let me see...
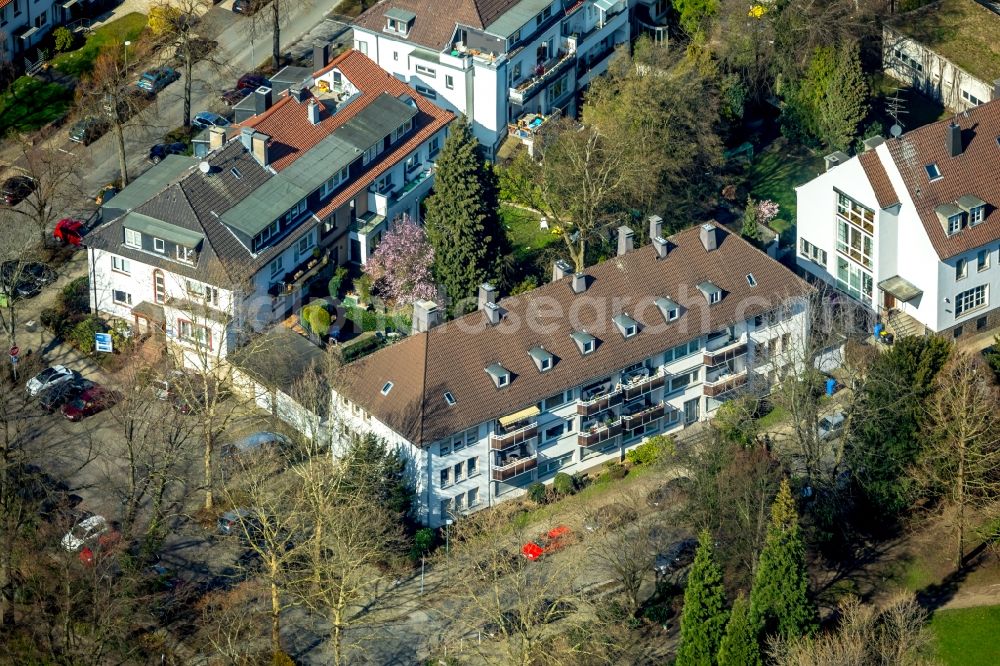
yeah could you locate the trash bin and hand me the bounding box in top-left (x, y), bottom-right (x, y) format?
top-left (826, 378), bottom-right (836, 396)
top-left (873, 323), bottom-right (883, 339)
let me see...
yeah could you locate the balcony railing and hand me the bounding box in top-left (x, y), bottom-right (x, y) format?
top-left (703, 370), bottom-right (749, 398)
top-left (507, 108), bottom-right (562, 140)
top-left (621, 401), bottom-right (664, 428)
top-left (391, 166), bottom-right (434, 205)
top-left (577, 389), bottom-right (623, 416)
top-left (621, 368), bottom-right (667, 401)
top-left (490, 422), bottom-right (538, 450)
top-left (267, 249), bottom-right (330, 295)
top-left (491, 453), bottom-right (538, 481)
top-left (509, 50), bottom-right (576, 105)
top-left (578, 419), bottom-right (622, 447)
top-left (704, 342), bottom-right (748, 367)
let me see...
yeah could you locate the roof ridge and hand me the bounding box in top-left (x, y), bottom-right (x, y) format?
top-left (417, 332), bottom-right (430, 445)
top-left (173, 178), bottom-right (237, 283)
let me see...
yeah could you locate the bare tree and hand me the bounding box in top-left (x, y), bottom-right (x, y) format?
top-left (0, 208), bottom-right (41, 349)
top-left (150, 0), bottom-right (218, 128)
top-left (249, 0), bottom-right (314, 69)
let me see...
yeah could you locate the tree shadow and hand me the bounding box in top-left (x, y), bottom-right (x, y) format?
top-left (916, 541), bottom-right (991, 615)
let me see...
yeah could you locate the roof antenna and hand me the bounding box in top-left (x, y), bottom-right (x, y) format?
top-left (886, 86), bottom-right (908, 138)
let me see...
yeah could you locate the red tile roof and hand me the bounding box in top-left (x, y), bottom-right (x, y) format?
top-left (884, 100), bottom-right (1000, 260)
top-left (858, 150), bottom-right (900, 209)
top-left (353, 0), bottom-right (523, 50)
top-left (334, 223), bottom-right (814, 446)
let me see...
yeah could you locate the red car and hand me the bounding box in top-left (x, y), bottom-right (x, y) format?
top-left (521, 525), bottom-right (572, 561)
top-left (61, 386), bottom-right (121, 421)
top-left (54, 218), bottom-right (84, 247)
top-left (236, 73), bottom-right (269, 90)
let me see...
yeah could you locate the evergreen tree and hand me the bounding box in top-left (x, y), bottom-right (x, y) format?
top-left (677, 530), bottom-right (728, 666)
top-left (748, 479), bottom-right (816, 646)
top-left (717, 593), bottom-right (760, 666)
top-left (818, 41), bottom-right (869, 151)
top-left (423, 117), bottom-right (510, 315)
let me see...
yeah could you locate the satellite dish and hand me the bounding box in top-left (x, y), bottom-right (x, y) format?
top-left (199, 161), bottom-right (211, 174)
top-left (890, 124), bottom-right (903, 138)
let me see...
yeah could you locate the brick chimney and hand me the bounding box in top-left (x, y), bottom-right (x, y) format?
top-left (412, 300), bottom-right (441, 333)
top-left (946, 121), bottom-right (963, 158)
top-left (617, 225), bottom-right (634, 255)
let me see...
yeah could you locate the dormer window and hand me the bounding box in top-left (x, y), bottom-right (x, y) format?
top-left (655, 297), bottom-right (680, 322)
top-left (176, 245), bottom-right (195, 264)
top-left (384, 8), bottom-right (415, 36)
top-left (380, 381), bottom-right (394, 395)
top-left (935, 202), bottom-right (966, 236)
top-left (697, 281), bottom-right (723, 305)
top-left (444, 391), bottom-right (456, 406)
top-left (613, 314), bottom-right (638, 339)
top-left (925, 163), bottom-right (942, 181)
top-left (571, 331), bottom-right (596, 356)
top-left (970, 205), bottom-right (985, 226)
top-left (948, 214), bottom-right (964, 235)
top-left (528, 346), bottom-right (554, 373)
top-left (486, 363), bottom-right (511, 388)
top-left (956, 195), bottom-right (987, 227)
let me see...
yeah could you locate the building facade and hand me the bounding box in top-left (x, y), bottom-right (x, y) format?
top-left (333, 221), bottom-right (813, 526)
top-left (85, 50), bottom-right (453, 366)
top-left (353, 0), bottom-right (630, 158)
top-left (1, 0), bottom-right (99, 65)
top-left (795, 101), bottom-right (1000, 339)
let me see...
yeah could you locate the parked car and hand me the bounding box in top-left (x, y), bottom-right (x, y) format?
top-left (654, 538), bottom-right (698, 576)
top-left (217, 508), bottom-right (256, 536)
top-left (61, 386), bottom-right (122, 421)
top-left (221, 431), bottom-right (290, 458)
top-left (2, 174), bottom-right (35, 205)
top-left (583, 503), bottom-right (638, 532)
top-left (232, 0), bottom-right (262, 16)
top-left (136, 67), bottom-right (179, 93)
top-left (192, 111), bottom-right (230, 130)
top-left (148, 141), bottom-right (187, 164)
top-left (69, 117), bottom-right (109, 145)
top-left (818, 411), bottom-right (847, 441)
top-left (40, 377), bottom-right (96, 413)
top-left (521, 525), bottom-right (572, 561)
top-left (61, 514), bottom-right (109, 551)
top-left (26, 365), bottom-right (74, 397)
top-left (236, 72), bottom-right (269, 90)
top-left (54, 218), bottom-right (85, 246)
top-left (220, 87), bottom-right (252, 106)
top-left (1, 261), bottom-right (55, 299)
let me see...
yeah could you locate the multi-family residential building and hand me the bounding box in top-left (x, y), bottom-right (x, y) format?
top-left (352, 0), bottom-right (630, 158)
top-left (0, 0), bottom-right (97, 65)
top-left (882, 0), bottom-right (1000, 112)
top-left (332, 221), bottom-right (813, 526)
top-left (795, 100), bottom-right (1000, 339)
top-left (85, 49), bottom-right (453, 367)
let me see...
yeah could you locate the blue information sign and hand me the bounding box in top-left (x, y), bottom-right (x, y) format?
top-left (94, 332), bottom-right (113, 353)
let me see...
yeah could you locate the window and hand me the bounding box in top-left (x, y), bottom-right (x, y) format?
top-left (440, 438), bottom-right (451, 455)
top-left (374, 173), bottom-right (393, 193)
top-left (453, 493), bottom-right (465, 511)
top-left (34, 10), bottom-right (44, 27)
top-left (977, 316), bottom-right (988, 331)
top-left (541, 390), bottom-right (571, 411)
top-left (176, 245), bottom-right (195, 263)
top-left (428, 136), bottom-right (441, 158)
top-left (13, 0), bottom-right (19, 16)
top-left (953, 326), bottom-right (963, 339)
top-left (391, 118), bottom-right (413, 142)
top-left (746, 274), bottom-right (757, 287)
top-left (254, 219), bottom-right (281, 251)
top-left (186, 281), bottom-right (219, 306)
top-left (415, 64), bottom-right (436, 78)
top-left (536, 4), bottom-right (552, 25)
top-left (925, 163), bottom-right (942, 181)
top-left (496, 373), bottom-right (509, 387)
top-left (362, 144), bottom-right (378, 165)
top-left (547, 72), bottom-right (569, 104)
top-left (153, 270), bottom-right (165, 304)
top-left (956, 258), bottom-right (967, 280)
top-left (468, 487), bottom-right (479, 507)
top-left (357, 41), bottom-right (368, 55)
top-left (664, 339), bottom-right (701, 363)
top-left (380, 381), bottom-right (393, 395)
top-left (445, 74), bottom-right (454, 89)
top-left (799, 238), bottom-right (828, 266)
top-left (961, 90), bottom-right (983, 106)
top-left (269, 256), bottom-right (284, 278)
top-left (539, 356), bottom-right (552, 371)
top-left (440, 468), bottom-right (450, 487)
top-left (125, 228), bottom-right (141, 248)
top-left (111, 256), bottom-right (130, 274)
top-left (404, 154), bottom-right (419, 173)
top-left (708, 291), bottom-right (721, 305)
top-left (467, 457), bottom-right (478, 477)
top-left (153, 238), bottom-right (165, 253)
top-left (296, 231), bottom-right (314, 260)
top-left (978, 249), bottom-right (990, 272)
top-left (414, 84), bottom-right (436, 99)
top-left (178, 320), bottom-right (210, 348)
top-left (540, 452), bottom-right (573, 476)
top-left (444, 391), bottom-right (456, 406)
top-left (582, 339), bottom-right (595, 354)
top-left (948, 214), bottom-right (964, 235)
top-left (453, 462), bottom-right (464, 482)
top-left (970, 206), bottom-right (985, 226)
top-left (230, 167), bottom-right (242, 180)
top-left (393, 51), bottom-right (398, 61)
top-left (542, 422), bottom-right (565, 444)
top-left (836, 192), bottom-right (875, 269)
top-left (283, 199), bottom-right (308, 224)
top-left (386, 18), bottom-right (396, 31)
top-left (668, 371), bottom-right (696, 394)
top-left (835, 256), bottom-right (873, 304)
top-left (320, 166), bottom-right (349, 197)
top-left (113, 290), bottom-right (132, 305)
top-left (955, 285), bottom-right (987, 316)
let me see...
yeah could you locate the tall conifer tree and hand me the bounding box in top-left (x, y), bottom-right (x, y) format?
top-left (677, 530), bottom-right (728, 666)
top-left (717, 593), bottom-right (760, 666)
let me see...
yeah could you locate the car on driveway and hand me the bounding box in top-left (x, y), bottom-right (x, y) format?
top-left (236, 72), bottom-right (269, 90)
top-left (40, 377), bottom-right (96, 413)
top-left (148, 141), bottom-right (187, 164)
top-left (1, 260), bottom-right (55, 299)
top-left (818, 411), bottom-right (847, 441)
top-left (61, 386), bottom-right (122, 421)
top-left (62, 514), bottom-right (109, 551)
top-left (2, 174), bottom-right (35, 205)
top-left (221, 431), bottom-right (290, 458)
top-left (54, 218), bottom-right (84, 246)
top-left (522, 525), bottom-right (572, 561)
top-left (26, 365), bottom-right (74, 397)
top-left (192, 112), bottom-right (230, 130)
top-left (137, 67), bottom-right (179, 93)
top-left (69, 116), bottom-right (109, 145)
top-left (654, 538), bottom-right (698, 576)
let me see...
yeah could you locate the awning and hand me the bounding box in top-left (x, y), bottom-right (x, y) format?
top-left (62, 0), bottom-right (80, 9)
top-left (594, 0), bottom-right (618, 12)
top-left (132, 301), bottom-right (165, 322)
top-left (499, 405), bottom-right (540, 428)
top-left (17, 26), bottom-right (40, 40)
top-left (878, 275), bottom-right (923, 303)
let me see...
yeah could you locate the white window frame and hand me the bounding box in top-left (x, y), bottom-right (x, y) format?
top-left (709, 291), bottom-right (721, 305)
top-left (362, 144), bottom-right (378, 165)
top-left (414, 63), bottom-right (436, 78)
top-left (977, 249), bottom-right (990, 272)
top-left (153, 237), bottom-right (165, 253)
top-left (269, 256), bottom-right (284, 278)
top-left (296, 230), bottom-right (314, 260)
top-left (467, 456), bottom-right (478, 477)
top-left (970, 206), bottom-right (985, 226)
top-left (111, 256), bottom-right (130, 274)
top-left (955, 285), bottom-right (987, 316)
top-left (124, 228), bottom-right (141, 248)
top-left (178, 319), bottom-right (211, 348)
top-left (445, 74), bottom-right (454, 89)
top-left (414, 84), bottom-right (436, 99)
top-left (320, 166), bottom-right (349, 198)
top-left (468, 487), bottom-right (479, 507)
top-left (112, 289), bottom-right (132, 305)
top-left (176, 245), bottom-right (195, 263)
top-left (956, 258), bottom-right (968, 280)
top-left (948, 214), bottom-right (964, 235)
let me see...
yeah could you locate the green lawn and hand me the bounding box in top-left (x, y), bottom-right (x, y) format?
top-left (52, 13), bottom-right (149, 78)
top-left (501, 204), bottom-right (560, 263)
top-left (746, 139), bottom-right (824, 240)
top-left (931, 605), bottom-right (1000, 665)
top-left (0, 76), bottom-right (74, 135)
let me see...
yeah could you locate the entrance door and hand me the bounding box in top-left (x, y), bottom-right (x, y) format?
top-left (683, 398), bottom-right (700, 425)
top-left (884, 292), bottom-right (896, 310)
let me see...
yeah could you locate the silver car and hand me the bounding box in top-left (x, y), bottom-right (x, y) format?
top-left (26, 365), bottom-right (74, 397)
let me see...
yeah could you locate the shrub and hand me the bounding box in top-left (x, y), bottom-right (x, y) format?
top-left (553, 472), bottom-right (575, 496)
top-left (601, 462), bottom-right (627, 481)
top-left (339, 335), bottom-right (386, 363)
top-left (356, 274), bottom-right (373, 303)
top-left (527, 482), bottom-right (547, 504)
top-left (60, 276), bottom-right (90, 315)
top-left (66, 317), bottom-right (105, 353)
top-left (625, 435), bottom-right (674, 466)
top-left (53, 27), bottom-right (76, 52)
top-left (413, 527), bottom-right (435, 555)
top-left (272, 651), bottom-right (295, 666)
top-left (328, 266), bottom-right (348, 300)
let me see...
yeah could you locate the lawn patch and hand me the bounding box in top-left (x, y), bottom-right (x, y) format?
top-left (502, 205), bottom-right (558, 258)
top-left (931, 604), bottom-right (1000, 665)
top-left (52, 13), bottom-right (149, 78)
top-left (746, 139), bottom-right (824, 227)
top-left (0, 76), bottom-right (74, 134)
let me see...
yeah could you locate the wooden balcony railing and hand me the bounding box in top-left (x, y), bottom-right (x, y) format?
top-left (703, 371), bottom-right (748, 397)
top-left (489, 422), bottom-right (538, 451)
top-left (577, 420), bottom-right (622, 447)
top-left (491, 455), bottom-right (538, 482)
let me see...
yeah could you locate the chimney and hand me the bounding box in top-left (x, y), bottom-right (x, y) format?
top-left (290, 86), bottom-right (307, 103)
top-left (824, 150), bottom-right (850, 171)
top-left (648, 215), bottom-right (663, 241)
top-left (251, 132), bottom-right (271, 168)
top-left (946, 121), bottom-right (963, 157)
top-left (254, 86), bottom-right (272, 115)
top-left (313, 42), bottom-right (330, 71)
top-left (571, 272), bottom-right (587, 294)
top-left (478, 283), bottom-right (496, 310)
top-left (239, 126), bottom-right (254, 150)
top-left (483, 301), bottom-right (501, 326)
top-left (699, 223), bottom-right (718, 252)
top-left (308, 99), bottom-right (321, 125)
top-left (412, 300), bottom-right (441, 333)
top-left (617, 225), bottom-right (634, 256)
top-left (209, 126), bottom-right (227, 150)
top-left (653, 235), bottom-right (668, 259)
top-left (552, 259), bottom-right (573, 282)
top-left (862, 135), bottom-right (884, 152)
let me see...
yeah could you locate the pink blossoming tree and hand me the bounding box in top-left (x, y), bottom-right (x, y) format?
top-left (363, 214), bottom-right (437, 305)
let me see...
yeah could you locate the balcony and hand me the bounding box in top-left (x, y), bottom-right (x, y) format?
top-left (508, 108), bottom-right (562, 140)
top-left (392, 166), bottom-right (434, 205)
top-left (621, 401), bottom-right (664, 428)
top-left (267, 249), bottom-right (330, 296)
top-left (703, 370), bottom-right (749, 398)
top-left (509, 50), bottom-right (576, 105)
top-left (620, 367), bottom-right (667, 401)
top-left (491, 447), bottom-right (538, 481)
top-left (704, 342), bottom-right (748, 367)
top-left (578, 418), bottom-right (622, 447)
top-left (490, 417), bottom-right (539, 451)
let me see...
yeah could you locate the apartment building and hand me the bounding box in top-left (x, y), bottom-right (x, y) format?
top-left (795, 100), bottom-right (1000, 339)
top-left (0, 0), bottom-right (101, 64)
top-left (85, 49), bottom-right (453, 367)
top-left (352, 0), bottom-right (630, 158)
top-left (333, 220), bottom-right (813, 526)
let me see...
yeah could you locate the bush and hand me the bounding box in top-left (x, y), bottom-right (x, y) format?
top-left (527, 482), bottom-right (547, 504)
top-left (553, 472), bottom-right (575, 496)
top-left (600, 462), bottom-right (628, 482)
top-left (61, 276), bottom-right (90, 315)
top-left (625, 435), bottom-right (674, 466)
top-left (53, 27), bottom-right (76, 52)
top-left (338, 335), bottom-right (386, 363)
top-left (66, 317), bottom-right (106, 353)
top-left (272, 651), bottom-right (295, 666)
top-left (328, 266), bottom-right (348, 300)
top-left (413, 527), bottom-right (435, 556)
top-left (301, 304), bottom-right (331, 337)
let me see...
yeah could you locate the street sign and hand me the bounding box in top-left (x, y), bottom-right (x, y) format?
top-left (8, 346), bottom-right (18, 358)
top-left (94, 332), bottom-right (113, 353)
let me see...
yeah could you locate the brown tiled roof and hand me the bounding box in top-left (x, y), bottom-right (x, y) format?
top-left (334, 223), bottom-right (814, 446)
top-left (858, 150), bottom-right (900, 209)
top-left (353, 0), bottom-right (523, 50)
top-left (884, 100), bottom-right (1000, 260)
